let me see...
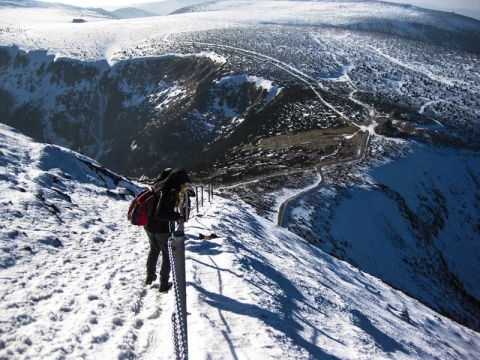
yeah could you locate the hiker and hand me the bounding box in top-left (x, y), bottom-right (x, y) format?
top-left (144, 168), bottom-right (192, 292)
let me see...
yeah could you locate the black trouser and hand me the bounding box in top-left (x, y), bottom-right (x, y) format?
top-left (144, 230), bottom-right (171, 284)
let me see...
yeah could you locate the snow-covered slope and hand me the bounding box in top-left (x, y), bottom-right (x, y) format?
top-left (0, 0), bottom-right (117, 22)
top-left (1, 123), bottom-right (480, 359)
top-left (127, 0), bottom-right (209, 16)
top-left (283, 136), bottom-right (480, 331)
top-left (1, 0), bottom-right (480, 62)
top-left (111, 7), bottom-right (158, 19)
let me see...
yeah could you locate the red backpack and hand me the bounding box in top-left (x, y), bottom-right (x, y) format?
top-left (127, 187), bottom-right (158, 226)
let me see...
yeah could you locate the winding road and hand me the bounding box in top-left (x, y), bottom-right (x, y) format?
top-left (277, 88), bottom-right (376, 227)
top-left (277, 125), bottom-right (371, 227)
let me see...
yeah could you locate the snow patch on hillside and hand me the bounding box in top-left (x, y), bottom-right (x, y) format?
top-left (197, 51), bottom-right (227, 64)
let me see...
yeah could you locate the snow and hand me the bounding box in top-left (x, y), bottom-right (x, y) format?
top-left (366, 143), bottom-right (480, 298)
top-left (1, 0), bottom-right (478, 65)
top-left (1, 123), bottom-right (480, 359)
top-left (0, 5), bottom-right (114, 24)
top-left (151, 85), bottom-right (187, 111)
top-left (1, 1), bottom-right (480, 358)
top-left (213, 75), bottom-right (282, 115)
top-left (283, 136), bottom-right (480, 332)
top-left (1, 0), bottom-right (478, 140)
top-left (196, 51), bottom-right (227, 64)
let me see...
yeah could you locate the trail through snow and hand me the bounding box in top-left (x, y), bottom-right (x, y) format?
top-left (1, 123), bottom-right (480, 359)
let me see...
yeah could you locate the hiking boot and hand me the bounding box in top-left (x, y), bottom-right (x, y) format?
top-left (159, 282), bottom-right (172, 293)
top-left (145, 272), bottom-right (157, 285)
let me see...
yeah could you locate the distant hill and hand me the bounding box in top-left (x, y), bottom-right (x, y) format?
top-left (132, 0), bottom-right (211, 15)
top-left (0, 0), bottom-right (118, 20)
top-left (111, 7), bottom-right (158, 19)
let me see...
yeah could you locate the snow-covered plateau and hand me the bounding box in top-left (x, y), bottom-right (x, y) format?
top-left (0, 0), bottom-right (480, 358)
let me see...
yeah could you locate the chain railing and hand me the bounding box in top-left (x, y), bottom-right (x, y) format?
top-left (168, 231), bottom-right (188, 360)
top-left (164, 183), bottom-right (214, 359)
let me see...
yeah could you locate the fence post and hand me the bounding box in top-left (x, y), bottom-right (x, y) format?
top-left (211, 183), bottom-right (213, 200)
top-left (183, 193), bottom-right (190, 221)
top-left (208, 184), bottom-right (211, 203)
top-left (201, 186), bottom-right (204, 207)
top-left (195, 186), bottom-right (199, 213)
top-left (170, 230), bottom-right (188, 359)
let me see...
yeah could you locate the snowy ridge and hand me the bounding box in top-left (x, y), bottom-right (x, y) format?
top-left (0, 1), bottom-right (116, 23)
top-left (1, 0), bottom-right (479, 65)
top-left (1, 125), bottom-right (479, 359)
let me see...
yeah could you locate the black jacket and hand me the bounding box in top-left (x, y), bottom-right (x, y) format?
top-left (145, 168), bottom-right (190, 233)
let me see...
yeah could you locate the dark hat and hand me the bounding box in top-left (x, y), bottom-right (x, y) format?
top-left (165, 168), bottom-right (191, 190)
top-left (154, 168), bottom-right (173, 184)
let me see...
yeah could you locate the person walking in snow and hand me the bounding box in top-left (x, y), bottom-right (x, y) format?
top-left (144, 168), bottom-right (193, 292)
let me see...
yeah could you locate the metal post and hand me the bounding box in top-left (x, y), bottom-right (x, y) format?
top-left (185, 193), bottom-right (189, 221)
top-left (201, 186), bottom-right (204, 207)
top-left (211, 183), bottom-right (213, 200)
top-left (170, 229), bottom-right (188, 356)
top-left (208, 184), bottom-right (211, 203)
top-left (195, 186), bottom-right (199, 213)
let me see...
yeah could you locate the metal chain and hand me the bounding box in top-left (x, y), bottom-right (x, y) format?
top-left (168, 238), bottom-right (188, 360)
